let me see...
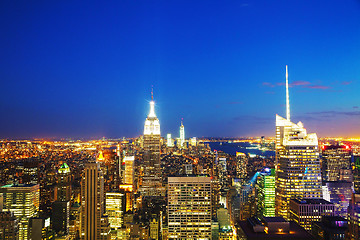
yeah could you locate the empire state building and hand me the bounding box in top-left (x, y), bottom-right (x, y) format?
top-left (141, 95), bottom-right (163, 196)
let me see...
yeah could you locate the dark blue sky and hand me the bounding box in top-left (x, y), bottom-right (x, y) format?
top-left (1, 1), bottom-right (359, 139)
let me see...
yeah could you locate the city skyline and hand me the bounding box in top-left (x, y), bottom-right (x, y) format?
top-left (0, 1), bottom-right (359, 139)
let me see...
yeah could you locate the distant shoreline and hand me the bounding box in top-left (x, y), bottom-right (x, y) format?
top-left (208, 142), bottom-right (275, 157)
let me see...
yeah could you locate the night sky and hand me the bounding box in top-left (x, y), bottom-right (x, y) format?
top-left (0, 1), bottom-right (359, 139)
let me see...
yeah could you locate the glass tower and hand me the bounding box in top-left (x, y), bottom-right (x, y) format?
top-left (275, 66), bottom-right (322, 219)
top-left (275, 115), bottom-right (322, 219)
top-left (257, 170), bottom-right (275, 217)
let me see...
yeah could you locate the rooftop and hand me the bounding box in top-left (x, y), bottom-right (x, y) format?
top-left (238, 220), bottom-right (315, 240)
top-left (58, 162), bottom-right (71, 174)
top-left (263, 217), bottom-right (288, 223)
top-left (0, 183), bottom-right (38, 188)
top-left (291, 198), bottom-right (333, 205)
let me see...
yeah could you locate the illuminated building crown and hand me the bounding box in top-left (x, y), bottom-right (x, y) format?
top-left (144, 100), bottom-right (160, 135)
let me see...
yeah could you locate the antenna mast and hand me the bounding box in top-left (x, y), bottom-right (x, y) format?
top-left (286, 65), bottom-right (290, 121)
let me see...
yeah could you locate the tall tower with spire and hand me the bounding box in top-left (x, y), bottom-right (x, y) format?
top-left (141, 89), bottom-right (163, 196)
top-left (275, 66), bottom-right (322, 219)
top-left (179, 119), bottom-right (185, 148)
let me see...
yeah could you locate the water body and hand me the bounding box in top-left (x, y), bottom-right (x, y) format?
top-left (207, 142), bottom-right (275, 158)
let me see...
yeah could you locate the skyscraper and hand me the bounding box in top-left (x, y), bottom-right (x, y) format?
top-left (168, 176), bottom-right (212, 239)
top-left (322, 181), bottom-right (352, 218)
top-left (52, 201), bottom-right (70, 236)
top-left (56, 162), bottom-right (72, 202)
top-left (105, 192), bottom-right (125, 229)
top-left (123, 156), bottom-right (135, 186)
top-left (236, 152), bottom-right (248, 183)
top-left (354, 155), bottom-right (360, 193)
top-left (52, 163), bottom-right (71, 237)
top-left (179, 119), bottom-right (185, 148)
top-left (166, 133), bottom-right (174, 147)
top-left (347, 193), bottom-right (360, 240)
top-left (257, 170), bottom-right (275, 217)
top-left (321, 144), bottom-right (352, 182)
top-left (141, 93), bottom-right (162, 196)
top-left (0, 184), bottom-right (40, 240)
top-left (80, 162), bottom-right (110, 240)
top-left (275, 66), bottom-right (322, 219)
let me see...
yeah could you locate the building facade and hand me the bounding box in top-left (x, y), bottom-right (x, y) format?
top-left (321, 144), bottom-right (352, 182)
top-left (0, 184), bottom-right (40, 240)
top-left (105, 192), bottom-right (125, 229)
top-left (275, 115), bottom-right (322, 219)
top-left (168, 176), bottom-right (212, 239)
top-left (322, 181), bottom-right (352, 218)
top-left (56, 162), bottom-right (72, 201)
top-left (0, 211), bottom-right (19, 240)
top-left (289, 198), bottom-right (335, 231)
top-left (123, 156), bottom-right (135, 185)
top-left (52, 163), bottom-right (71, 237)
top-left (80, 162), bottom-right (110, 240)
top-left (257, 170), bottom-right (275, 217)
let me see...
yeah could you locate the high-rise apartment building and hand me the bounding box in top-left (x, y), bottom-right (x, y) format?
top-left (321, 144), bottom-right (352, 182)
top-left (168, 176), bottom-right (212, 239)
top-left (275, 66), bottom-right (322, 219)
top-left (0, 184), bottom-right (40, 240)
top-left (80, 162), bottom-right (110, 240)
top-left (141, 95), bottom-right (162, 196)
top-left (257, 170), bottom-right (275, 217)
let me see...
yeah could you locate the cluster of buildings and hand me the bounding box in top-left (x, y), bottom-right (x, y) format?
top-left (0, 67), bottom-right (359, 240)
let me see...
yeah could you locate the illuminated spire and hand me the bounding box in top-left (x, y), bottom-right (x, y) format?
top-left (148, 101), bottom-right (156, 118)
top-left (144, 89), bottom-right (160, 135)
top-left (148, 86), bottom-right (156, 118)
top-left (286, 65), bottom-right (290, 121)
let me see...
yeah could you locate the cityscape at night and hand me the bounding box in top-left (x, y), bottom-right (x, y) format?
top-left (0, 1), bottom-right (360, 240)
